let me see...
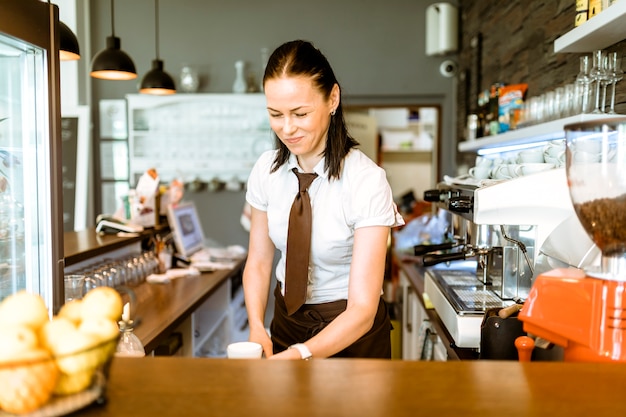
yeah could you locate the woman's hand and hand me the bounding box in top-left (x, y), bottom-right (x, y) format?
top-left (249, 326), bottom-right (273, 358)
top-left (268, 347), bottom-right (304, 360)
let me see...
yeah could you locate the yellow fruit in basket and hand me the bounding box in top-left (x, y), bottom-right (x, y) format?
top-left (54, 367), bottom-right (94, 395)
top-left (0, 324), bottom-right (39, 363)
top-left (80, 287), bottom-right (123, 322)
top-left (78, 316), bottom-right (120, 343)
top-left (51, 327), bottom-right (100, 374)
top-left (39, 316), bottom-right (77, 352)
top-left (0, 349), bottom-right (59, 415)
top-left (58, 299), bottom-right (84, 325)
top-left (0, 290), bottom-right (49, 330)
top-left (53, 336), bottom-right (118, 395)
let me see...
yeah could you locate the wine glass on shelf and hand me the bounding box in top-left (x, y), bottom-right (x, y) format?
top-left (606, 52), bottom-right (623, 115)
top-left (590, 50), bottom-right (609, 114)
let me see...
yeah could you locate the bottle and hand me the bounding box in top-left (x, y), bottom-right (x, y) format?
top-left (232, 60), bottom-right (247, 94)
top-left (116, 302), bottom-right (145, 357)
top-left (179, 65), bottom-right (199, 93)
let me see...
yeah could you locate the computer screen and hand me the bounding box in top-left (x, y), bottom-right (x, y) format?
top-left (167, 201), bottom-right (205, 259)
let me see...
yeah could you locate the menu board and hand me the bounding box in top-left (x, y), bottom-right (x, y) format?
top-left (60, 106), bottom-right (89, 232)
top-left (61, 116), bottom-right (78, 232)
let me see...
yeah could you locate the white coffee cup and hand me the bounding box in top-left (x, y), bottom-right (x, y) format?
top-left (544, 151), bottom-right (566, 167)
top-left (517, 149), bottom-right (545, 163)
top-left (469, 165), bottom-right (491, 179)
top-left (227, 342), bottom-right (263, 359)
top-left (543, 140), bottom-right (565, 158)
top-left (475, 156), bottom-right (493, 167)
top-left (515, 163), bottom-right (555, 176)
top-left (490, 164), bottom-right (512, 180)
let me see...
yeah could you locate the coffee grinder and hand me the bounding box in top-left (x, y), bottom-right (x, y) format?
top-left (519, 117), bottom-right (626, 362)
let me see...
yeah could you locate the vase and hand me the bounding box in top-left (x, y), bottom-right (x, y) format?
top-left (232, 60), bottom-right (247, 94)
top-left (179, 65), bottom-right (199, 93)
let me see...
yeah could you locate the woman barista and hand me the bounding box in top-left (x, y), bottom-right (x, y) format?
top-left (243, 40), bottom-right (404, 360)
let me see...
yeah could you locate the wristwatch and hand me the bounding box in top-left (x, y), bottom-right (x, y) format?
top-left (289, 343), bottom-right (313, 360)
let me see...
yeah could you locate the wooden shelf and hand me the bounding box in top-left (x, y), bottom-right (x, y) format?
top-left (554, 2), bottom-right (626, 53)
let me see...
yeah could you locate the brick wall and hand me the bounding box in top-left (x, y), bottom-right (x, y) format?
top-left (456, 0), bottom-right (626, 145)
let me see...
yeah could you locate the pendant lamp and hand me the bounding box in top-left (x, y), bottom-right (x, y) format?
top-left (139, 0), bottom-right (176, 95)
top-left (48, 0), bottom-right (80, 61)
top-left (59, 21), bottom-right (80, 61)
top-left (90, 0), bottom-right (137, 80)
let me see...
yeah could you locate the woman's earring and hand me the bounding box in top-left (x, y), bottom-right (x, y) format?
top-left (331, 109), bottom-right (336, 116)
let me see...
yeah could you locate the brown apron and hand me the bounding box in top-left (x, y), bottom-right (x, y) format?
top-left (270, 283), bottom-right (392, 358)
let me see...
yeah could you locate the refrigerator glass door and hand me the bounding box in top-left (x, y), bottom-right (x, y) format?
top-left (0, 30), bottom-right (56, 308)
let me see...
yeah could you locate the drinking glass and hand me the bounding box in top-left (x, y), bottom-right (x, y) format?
top-left (563, 83), bottom-right (576, 117)
top-left (554, 86), bottom-right (566, 119)
top-left (606, 52), bottom-right (624, 114)
top-left (590, 50), bottom-right (608, 114)
top-left (543, 91), bottom-right (556, 121)
top-left (63, 274), bottom-right (85, 302)
top-left (576, 55), bottom-right (593, 114)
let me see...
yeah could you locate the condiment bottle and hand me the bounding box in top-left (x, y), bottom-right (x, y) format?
top-left (116, 302), bottom-right (145, 357)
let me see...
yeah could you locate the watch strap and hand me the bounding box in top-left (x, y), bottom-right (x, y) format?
top-left (289, 343), bottom-right (313, 360)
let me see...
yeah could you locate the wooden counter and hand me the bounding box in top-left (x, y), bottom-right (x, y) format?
top-left (81, 357), bottom-right (626, 416)
top-left (131, 261), bottom-right (244, 353)
top-left (64, 228), bottom-right (161, 267)
top-left (64, 228), bottom-right (245, 354)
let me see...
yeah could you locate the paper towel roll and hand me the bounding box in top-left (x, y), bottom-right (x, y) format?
top-left (425, 3), bottom-right (458, 56)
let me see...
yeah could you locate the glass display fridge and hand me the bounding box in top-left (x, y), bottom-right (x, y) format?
top-left (0, 0), bottom-right (65, 314)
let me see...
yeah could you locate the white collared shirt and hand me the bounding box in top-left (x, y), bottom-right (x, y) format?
top-left (246, 148), bottom-right (405, 304)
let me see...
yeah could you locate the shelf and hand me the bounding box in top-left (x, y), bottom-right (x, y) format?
top-left (381, 147), bottom-right (432, 153)
top-left (193, 310), bottom-right (230, 357)
top-left (554, 2), bottom-right (626, 53)
top-left (458, 113), bottom-right (624, 153)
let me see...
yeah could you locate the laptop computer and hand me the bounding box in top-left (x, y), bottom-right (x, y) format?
top-left (167, 201), bottom-right (246, 271)
top-left (167, 201), bottom-right (206, 261)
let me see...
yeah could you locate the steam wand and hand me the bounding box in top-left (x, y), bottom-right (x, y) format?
top-left (500, 225), bottom-right (535, 277)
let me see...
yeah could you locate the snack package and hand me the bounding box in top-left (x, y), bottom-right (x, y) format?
top-left (498, 84), bottom-right (528, 133)
top-left (130, 168), bottom-right (160, 227)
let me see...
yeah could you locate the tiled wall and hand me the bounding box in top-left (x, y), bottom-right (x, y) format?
top-left (455, 1), bottom-right (626, 144)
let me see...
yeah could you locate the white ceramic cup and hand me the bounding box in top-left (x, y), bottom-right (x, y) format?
top-left (490, 164), bottom-right (512, 180)
top-left (515, 163), bottom-right (555, 176)
top-left (517, 149), bottom-right (545, 163)
top-left (469, 165), bottom-right (491, 179)
top-left (543, 140), bottom-right (566, 158)
top-left (475, 156), bottom-right (493, 167)
top-left (227, 342), bottom-right (263, 359)
top-left (544, 153), bottom-right (565, 167)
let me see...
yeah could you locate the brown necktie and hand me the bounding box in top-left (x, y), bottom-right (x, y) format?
top-left (284, 168), bottom-right (318, 315)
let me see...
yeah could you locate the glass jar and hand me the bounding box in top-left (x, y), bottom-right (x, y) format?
top-left (179, 65), bottom-right (199, 93)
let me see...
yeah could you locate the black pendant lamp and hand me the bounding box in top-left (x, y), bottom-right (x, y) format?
top-left (59, 21), bottom-right (80, 61)
top-left (90, 0), bottom-right (137, 80)
top-left (48, 0), bottom-right (80, 61)
top-left (139, 0), bottom-right (176, 95)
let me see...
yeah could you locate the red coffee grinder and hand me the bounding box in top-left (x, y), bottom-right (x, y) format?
top-left (519, 117), bottom-right (626, 362)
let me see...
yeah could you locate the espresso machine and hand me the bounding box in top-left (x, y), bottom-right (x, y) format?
top-left (421, 164), bottom-right (598, 349)
top-left (519, 118), bottom-right (626, 362)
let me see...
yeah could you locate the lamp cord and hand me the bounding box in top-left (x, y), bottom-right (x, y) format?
top-left (110, 0), bottom-right (116, 36)
top-left (155, 0), bottom-right (160, 59)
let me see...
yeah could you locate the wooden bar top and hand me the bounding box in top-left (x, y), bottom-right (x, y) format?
top-left (81, 357), bottom-right (626, 416)
top-left (130, 261), bottom-right (245, 353)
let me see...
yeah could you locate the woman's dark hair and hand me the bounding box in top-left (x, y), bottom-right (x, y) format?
top-left (263, 40), bottom-right (358, 180)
